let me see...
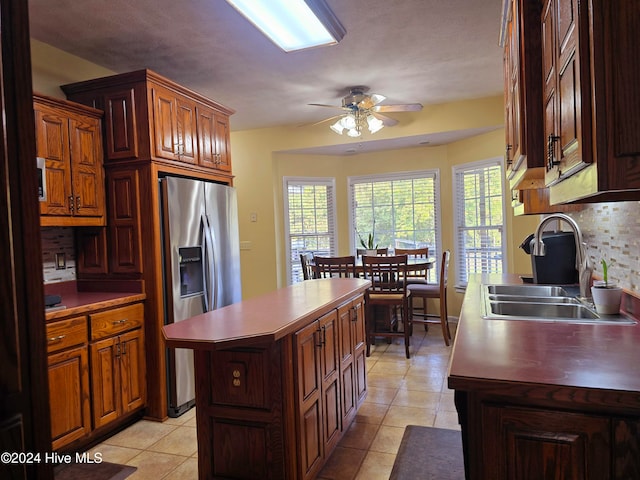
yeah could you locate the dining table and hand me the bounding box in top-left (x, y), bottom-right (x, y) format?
top-left (351, 255), bottom-right (436, 277)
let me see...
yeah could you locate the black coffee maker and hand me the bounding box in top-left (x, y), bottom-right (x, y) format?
top-left (519, 231), bottom-right (578, 285)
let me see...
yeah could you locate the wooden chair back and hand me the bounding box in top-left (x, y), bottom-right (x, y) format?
top-left (356, 247), bottom-right (389, 257)
top-left (361, 254), bottom-right (408, 295)
top-left (299, 252), bottom-right (315, 280)
top-left (395, 247), bottom-right (429, 281)
top-left (313, 255), bottom-right (357, 278)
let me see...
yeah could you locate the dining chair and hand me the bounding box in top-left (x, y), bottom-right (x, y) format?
top-left (299, 252), bottom-right (316, 280)
top-left (361, 254), bottom-right (412, 358)
top-left (313, 255), bottom-right (357, 278)
top-left (407, 250), bottom-right (452, 346)
top-left (356, 247), bottom-right (388, 257)
top-left (395, 247), bottom-right (429, 285)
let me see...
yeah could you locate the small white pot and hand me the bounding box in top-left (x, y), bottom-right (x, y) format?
top-left (591, 285), bottom-right (623, 315)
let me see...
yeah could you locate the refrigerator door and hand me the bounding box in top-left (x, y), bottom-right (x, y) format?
top-left (204, 183), bottom-right (242, 309)
top-left (160, 177), bottom-right (206, 416)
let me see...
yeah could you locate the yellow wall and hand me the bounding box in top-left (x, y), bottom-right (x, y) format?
top-left (30, 40), bottom-right (541, 318)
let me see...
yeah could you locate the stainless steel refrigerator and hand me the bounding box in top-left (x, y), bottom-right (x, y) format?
top-left (159, 176), bottom-right (242, 417)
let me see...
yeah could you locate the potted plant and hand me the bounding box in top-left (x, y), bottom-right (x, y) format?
top-left (358, 231), bottom-right (379, 256)
top-left (591, 259), bottom-right (623, 314)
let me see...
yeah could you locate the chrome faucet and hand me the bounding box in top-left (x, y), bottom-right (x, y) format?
top-left (532, 213), bottom-right (593, 298)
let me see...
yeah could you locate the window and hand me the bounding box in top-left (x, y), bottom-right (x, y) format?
top-left (453, 158), bottom-right (506, 287)
top-left (284, 177), bottom-right (337, 284)
top-left (348, 170), bottom-right (441, 282)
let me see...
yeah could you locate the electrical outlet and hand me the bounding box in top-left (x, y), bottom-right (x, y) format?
top-left (55, 252), bottom-right (66, 270)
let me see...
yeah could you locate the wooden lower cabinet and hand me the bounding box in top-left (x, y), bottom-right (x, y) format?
top-left (90, 329), bottom-right (145, 428)
top-left (295, 310), bottom-right (341, 480)
top-left (337, 295), bottom-right (366, 429)
top-left (47, 345), bottom-right (91, 450)
top-left (46, 301), bottom-right (145, 451)
top-left (482, 404), bottom-right (610, 479)
top-left (455, 390), bottom-right (640, 479)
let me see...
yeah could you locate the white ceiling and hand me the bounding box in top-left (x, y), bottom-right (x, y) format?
top-left (28, 0), bottom-right (505, 153)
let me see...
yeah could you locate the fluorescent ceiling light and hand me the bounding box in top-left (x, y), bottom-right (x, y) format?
top-left (225, 0), bottom-right (345, 52)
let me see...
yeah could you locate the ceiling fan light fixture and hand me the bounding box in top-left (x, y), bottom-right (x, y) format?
top-left (346, 128), bottom-right (361, 138)
top-left (330, 120), bottom-right (345, 135)
top-left (366, 115), bottom-right (384, 133)
top-left (224, 0), bottom-right (345, 52)
top-left (340, 114), bottom-right (357, 130)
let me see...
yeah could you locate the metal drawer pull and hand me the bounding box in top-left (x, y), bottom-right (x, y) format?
top-left (112, 318), bottom-right (128, 325)
top-left (48, 334), bottom-right (66, 343)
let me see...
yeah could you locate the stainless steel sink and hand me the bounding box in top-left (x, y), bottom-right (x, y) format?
top-left (485, 284), bottom-right (571, 297)
top-left (481, 284), bottom-right (637, 325)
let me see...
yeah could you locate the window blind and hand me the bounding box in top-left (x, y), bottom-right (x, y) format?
top-left (453, 159), bottom-right (506, 287)
top-left (284, 177), bottom-right (337, 284)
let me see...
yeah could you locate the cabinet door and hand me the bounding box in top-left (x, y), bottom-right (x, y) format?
top-left (351, 296), bottom-right (367, 406)
top-left (197, 105), bottom-right (232, 172)
top-left (69, 114), bottom-right (105, 218)
top-left (34, 106), bottom-right (72, 217)
top-left (48, 345), bottom-right (91, 450)
top-left (107, 168), bottom-right (143, 274)
top-left (319, 310), bottom-right (341, 453)
top-left (213, 114), bottom-right (231, 172)
top-left (175, 96), bottom-right (197, 164)
top-left (337, 302), bottom-right (356, 427)
top-left (152, 85), bottom-right (180, 161)
top-left (482, 405), bottom-right (611, 479)
top-left (294, 320), bottom-right (323, 480)
top-left (90, 336), bottom-right (121, 428)
top-left (119, 329), bottom-right (146, 413)
top-left (543, 0), bottom-right (590, 186)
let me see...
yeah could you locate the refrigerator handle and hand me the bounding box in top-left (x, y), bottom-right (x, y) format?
top-left (201, 214), bottom-right (215, 312)
top-left (206, 214), bottom-right (219, 310)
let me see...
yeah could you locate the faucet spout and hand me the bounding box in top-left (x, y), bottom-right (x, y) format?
top-left (532, 213), bottom-right (592, 298)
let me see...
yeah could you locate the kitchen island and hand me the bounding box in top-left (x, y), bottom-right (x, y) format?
top-left (163, 278), bottom-right (370, 480)
top-left (448, 274), bottom-right (640, 479)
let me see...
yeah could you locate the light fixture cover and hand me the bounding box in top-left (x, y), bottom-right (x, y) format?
top-left (225, 0), bottom-right (345, 52)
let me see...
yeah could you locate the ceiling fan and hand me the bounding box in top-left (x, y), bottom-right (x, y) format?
top-left (309, 86), bottom-right (423, 137)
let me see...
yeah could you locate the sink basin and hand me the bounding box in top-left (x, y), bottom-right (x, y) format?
top-left (485, 284), bottom-right (571, 297)
top-left (487, 302), bottom-right (598, 320)
top-left (481, 284), bottom-right (636, 325)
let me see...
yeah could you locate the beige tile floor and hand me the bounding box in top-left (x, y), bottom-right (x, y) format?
top-left (88, 324), bottom-right (458, 479)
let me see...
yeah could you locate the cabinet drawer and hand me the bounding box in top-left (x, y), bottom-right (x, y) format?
top-left (90, 303), bottom-right (144, 340)
top-left (46, 316), bottom-right (88, 353)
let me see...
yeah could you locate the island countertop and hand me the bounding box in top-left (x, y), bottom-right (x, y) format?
top-left (163, 277), bottom-right (371, 350)
top-left (448, 273), bottom-right (640, 396)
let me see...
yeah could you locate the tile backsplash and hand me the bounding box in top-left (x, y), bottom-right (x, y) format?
top-left (42, 227), bottom-right (76, 284)
top-left (569, 201), bottom-right (640, 294)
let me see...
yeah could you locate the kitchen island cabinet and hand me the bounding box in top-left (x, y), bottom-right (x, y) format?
top-left (163, 278), bottom-right (370, 480)
top-left (448, 274), bottom-right (640, 479)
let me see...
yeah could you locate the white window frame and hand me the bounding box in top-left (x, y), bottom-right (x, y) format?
top-left (347, 170), bottom-right (442, 282)
top-left (283, 176), bottom-right (337, 285)
top-left (452, 157), bottom-right (507, 289)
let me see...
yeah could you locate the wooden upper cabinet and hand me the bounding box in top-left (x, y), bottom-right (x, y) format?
top-left (501, 0), bottom-right (545, 191)
top-left (34, 94), bottom-right (106, 226)
top-left (543, 0), bottom-right (640, 203)
top-left (61, 69), bottom-right (234, 177)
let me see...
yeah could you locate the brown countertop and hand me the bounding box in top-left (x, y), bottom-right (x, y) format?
top-left (448, 273), bottom-right (640, 394)
top-left (163, 278), bottom-right (371, 350)
top-left (44, 280), bottom-right (145, 321)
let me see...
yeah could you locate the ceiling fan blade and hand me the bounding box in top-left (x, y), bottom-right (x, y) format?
top-left (308, 103), bottom-right (349, 111)
top-left (369, 93), bottom-right (386, 105)
top-left (373, 103), bottom-right (423, 113)
top-left (299, 114), bottom-right (343, 128)
top-left (371, 112), bottom-right (398, 127)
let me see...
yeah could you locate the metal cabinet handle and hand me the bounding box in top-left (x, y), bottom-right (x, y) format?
top-left (505, 144), bottom-right (513, 166)
top-left (68, 195), bottom-right (74, 212)
top-left (48, 334), bottom-right (66, 343)
top-left (547, 135), bottom-right (561, 170)
top-left (112, 318), bottom-right (128, 325)
top-left (75, 196), bottom-right (81, 210)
